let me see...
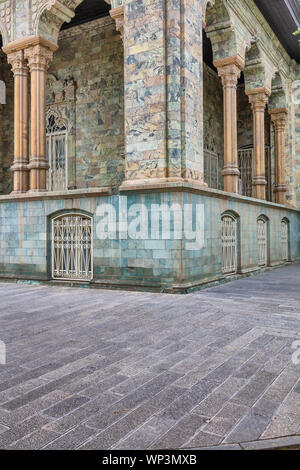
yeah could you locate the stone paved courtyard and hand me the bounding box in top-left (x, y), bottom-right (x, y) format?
top-left (0, 264), bottom-right (299, 450)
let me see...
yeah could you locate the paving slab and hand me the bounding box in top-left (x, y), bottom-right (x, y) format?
top-left (0, 264), bottom-right (299, 449)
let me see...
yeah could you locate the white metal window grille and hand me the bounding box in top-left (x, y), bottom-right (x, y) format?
top-left (46, 113), bottom-right (68, 191)
top-left (238, 147), bottom-right (271, 200)
top-left (221, 215), bottom-right (237, 274)
top-left (281, 220), bottom-right (288, 261)
top-left (257, 219), bottom-right (267, 266)
top-left (52, 215), bottom-right (93, 281)
top-left (204, 145), bottom-right (221, 190)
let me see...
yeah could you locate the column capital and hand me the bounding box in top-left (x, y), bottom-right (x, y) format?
top-left (246, 87), bottom-right (271, 110)
top-left (6, 50), bottom-right (28, 76)
top-left (110, 5), bottom-right (124, 42)
top-left (269, 108), bottom-right (288, 129)
top-left (214, 55), bottom-right (244, 87)
top-left (24, 44), bottom-right (54, 72)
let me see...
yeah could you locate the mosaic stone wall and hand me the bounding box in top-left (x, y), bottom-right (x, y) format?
top-left (0, 190), bottom-right (298, 291)
top-left (48, 17), bottom-right (125, 189)
top-left (0, 51), bottom-right (13, 194)
top-left (124, 0), bottom-right (204, 183)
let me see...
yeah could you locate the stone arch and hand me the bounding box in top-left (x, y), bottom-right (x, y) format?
top-left (34, 0), bottom-right (78, 45)
top-left (35, 0), bottom-right (116, 45)
top-left (244, 42), bottom-right (274, 92)
top-left (204, 0), bottom-right (238, 62)
top-left (269, 72), bottom-right (287, 110)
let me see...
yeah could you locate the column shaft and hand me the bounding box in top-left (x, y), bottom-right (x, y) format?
top-left (25, 45), bottom-right (53, 192)
top-left (269, 108), bottom-right (288, 205)
top-left (215, 57), bottom-right (244, 193)
top-left (246, 88), bottom-right (270, 200)
top-left (7, 51), bottom-right (29, 193)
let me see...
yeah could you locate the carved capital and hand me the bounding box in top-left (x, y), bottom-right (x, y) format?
top-left (6, 50), bottom-right (28, 76)
top-left (110, 6), bottom-right (124, 42)
top-left (214, 56), bottom-right (244, 88)
top-left (24, 44), bottom-right (53, 72)
top-left (269, 108), bottom-right (288, 130)
top-left (246, 87), bottom-right (271, 111)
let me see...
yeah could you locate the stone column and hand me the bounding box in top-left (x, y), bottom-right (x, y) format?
top-left (7, 50), bottom-right (29, 193)
top-left (24, 45), bottom-right (54, 192)
top-left (269, 108), bottom-right (288, 205)
top-left (246, 88), bottom-right (270, 200)
top-left (214, 56), bottom-right (244, 193)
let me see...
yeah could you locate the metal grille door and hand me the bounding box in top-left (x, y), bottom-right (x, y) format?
top-left (221, 216), bottom-right (237, 274)
top-left (257, 219), bottom-right (267, 266)
top-left (238, 147), bottom-right (271, 200)
top-left (204, 147), bottom-right (220, 190)
top-left (238, 148), bottom-right (253, 197)
top-left (52, 215), bottom-right (93, 280)
top-left (281, 220), bottom-right (288, 261)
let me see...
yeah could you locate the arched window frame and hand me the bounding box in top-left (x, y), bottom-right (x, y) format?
top-left (51, 211), bottom-right (93, 281)
top-left (281, 217), bottom-right (290, 262)
top-left (221, 211), bottom-right (240, 275)
top-left (257, 215), bottom-right (269, 267)
top-left (46, 108), bottom-right (69, 191)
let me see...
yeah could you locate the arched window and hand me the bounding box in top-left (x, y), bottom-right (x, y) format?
top-left (281, 218), bottom-right (289, 261)
top-left (221, 213), bottom-right (238, 274)
top-left (257, 217), bottom-right (268, 266)
top-left (52, 214), bottom-right (93, 281)
top-left (46, 110), bottom-right (68, 191)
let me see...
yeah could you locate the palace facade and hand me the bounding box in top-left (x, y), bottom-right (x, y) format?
top-left (0, 0), bottom-right (299, 292)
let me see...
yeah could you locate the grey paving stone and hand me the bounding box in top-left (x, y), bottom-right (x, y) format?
top-left (43, 424), bottom-right (97, 450)
top-left (0, 264), bottom-right (299, 450)
top-left (183, 431), bottom-right (222, 449)
top-left (202, 401), bottom-right (250, 437)
top-left (231, 370), bottom-right (278, 407)
top-left (42, 395), bottom-right (90, 418)
top-left (0, 414), bottom-right (52, 447)
top-left (79, 404), bottom-right (157, 449)
top-left (113, 415), bottom-right (176, 450)
top-left (224, 398), bottom-right (280, 443)
top-left (9, 430), bottom-right (60, 450)
top-left (149, 413), bottom-right (207, 450)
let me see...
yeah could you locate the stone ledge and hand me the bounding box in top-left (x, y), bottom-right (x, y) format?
top-left (0, 187), bottom-right (113, 203)
top-left (119, 180), bottom-right (300, 212)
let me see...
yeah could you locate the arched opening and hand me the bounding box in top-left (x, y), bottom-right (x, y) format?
top-left (281, 218), bottom-right (290, 261)
top-left (44, 0), bottom-right (124, 190)
top-left (52, 212), bottom-right (93, 280)
top-left (0, 34), bottom-right (14, 194)
top-left (221, 211), bottom-right (239, 274)
top-left (203, 0), bottom-right (241, 193)
top-left (257, 215), bottom-right (269, 266)
top-left (46, 109), bottom-right (68, 191)
top-left (202, 29), bottom-right (224, 190)
top-left (239, 44), bottom-right (272, 200)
